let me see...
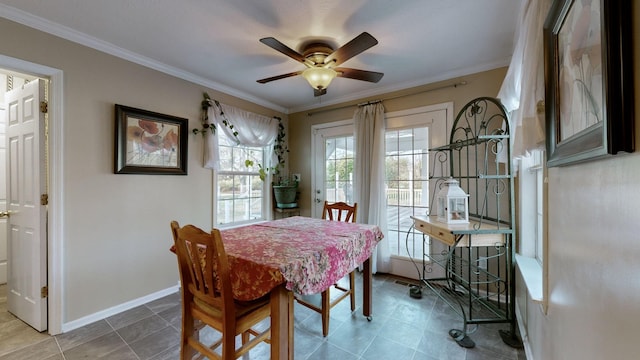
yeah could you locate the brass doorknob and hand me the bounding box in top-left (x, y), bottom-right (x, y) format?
top-left (0, 211), bottom-right (11, 218)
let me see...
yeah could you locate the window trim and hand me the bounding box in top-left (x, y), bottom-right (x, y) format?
top-left (515, 149), bottom-right (548, 311)
top-left (213, 137), bottom-right (270, 227)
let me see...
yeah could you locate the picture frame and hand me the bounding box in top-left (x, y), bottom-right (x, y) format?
top-left (544, 0), bottom-right (634, 167)
top-left (114, 104), bottom-right (188, 175)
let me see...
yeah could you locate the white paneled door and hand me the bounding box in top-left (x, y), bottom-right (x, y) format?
top-left (0, 106), bottom-right (6, 284)
top-left (5, 79), bottom-right (47, 331)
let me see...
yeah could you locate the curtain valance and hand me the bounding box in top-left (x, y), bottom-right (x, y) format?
top-left (204, 101), bottom-right (279, 170)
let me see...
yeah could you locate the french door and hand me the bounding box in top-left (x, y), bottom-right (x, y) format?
top-left (311, 121), bottom-right (354, 218)
top-left (384, 104), bottom-right (452, 279)
top-left (310, 103), bottom-right (452, 279)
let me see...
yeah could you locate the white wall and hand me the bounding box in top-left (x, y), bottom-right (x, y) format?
top-left (515, 3), bottom-right (640, 359)
top-left (0, 18), bottom-right (284, 327)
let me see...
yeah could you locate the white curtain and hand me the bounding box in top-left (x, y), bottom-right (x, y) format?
top-left (353, 103), bottom-right (390, 273)
top-left (203, 102), bottom-right (279, 170)
top-left (497, 0), bottom-right (551, 158)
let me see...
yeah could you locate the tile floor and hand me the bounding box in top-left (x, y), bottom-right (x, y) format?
top-left (0, 274), bottom-right (526, 359)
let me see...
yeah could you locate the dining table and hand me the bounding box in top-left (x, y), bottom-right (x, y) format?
top-left (216, 216), bottom-right (384, 360)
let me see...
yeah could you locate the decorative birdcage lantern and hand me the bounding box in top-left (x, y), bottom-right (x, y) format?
top-left (436, 178), bottom-right (469, 224)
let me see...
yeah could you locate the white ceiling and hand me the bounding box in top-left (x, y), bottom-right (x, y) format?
top-left (0, 0), bottom-right (522, 113)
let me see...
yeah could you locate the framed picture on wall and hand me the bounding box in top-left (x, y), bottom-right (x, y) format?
top-left (114, 104), bottom-right (188, 175)
top-left (544, 0), bottom-right (634, 167)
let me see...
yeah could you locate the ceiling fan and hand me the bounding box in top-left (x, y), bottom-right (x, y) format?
top-left (257, 32), bottom-right (384, 96)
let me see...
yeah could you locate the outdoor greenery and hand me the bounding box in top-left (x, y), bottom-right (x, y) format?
top-left (385, 156), bottom-right (424, 189)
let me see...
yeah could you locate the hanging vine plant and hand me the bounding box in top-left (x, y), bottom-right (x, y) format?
top-left (192, 92), bottom-right (239, 139)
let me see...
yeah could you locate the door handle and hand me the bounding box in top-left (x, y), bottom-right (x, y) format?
top-left (0, 211), bottom-right (11, 218)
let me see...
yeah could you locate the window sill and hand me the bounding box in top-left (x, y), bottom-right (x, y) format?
top-left (515, 254), bottom-right (544, 303)
top-left (217, 219), bottom-right (268, 230)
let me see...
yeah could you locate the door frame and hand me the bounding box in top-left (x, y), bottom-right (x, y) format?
top-left (310, 119), bottom-right (353, 218)
top-left (1, 54), bottom-right (64, 335)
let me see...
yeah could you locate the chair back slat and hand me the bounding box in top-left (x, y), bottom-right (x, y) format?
top-left (322, 201), bottom-right (358, 223)
top-left (171, 222), bottom-right (233, 310)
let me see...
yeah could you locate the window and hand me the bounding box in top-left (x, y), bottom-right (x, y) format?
top-left (533, 150), bottom-right (544, 263)
top-left (518, 149), bottom-right (545, 263)
top-left (215, 131), bottom-right (267, 225)
top-left (516, 148), bottom-right (546, 304)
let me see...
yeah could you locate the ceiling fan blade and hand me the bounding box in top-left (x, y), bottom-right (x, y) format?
top-left (325, 32), bottom-right (378, 67)
top-left (335, 67), bottom-right (384, 83)
top-left (314, 88), bottom-right (327, 97)
top-left (259, 37), bottom-right (306, 63)
top-left (257, 71), bottom-right (303, 84)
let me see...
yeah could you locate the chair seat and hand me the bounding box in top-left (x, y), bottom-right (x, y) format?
top-left (194, 295), bottom-right (270, 321)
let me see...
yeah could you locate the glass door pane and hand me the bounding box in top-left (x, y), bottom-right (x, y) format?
top-left (312, 123), bottom-right (354, 218)
top-left (325, 136), bottom-right (355, 203)
top-left (385, 126), bottom-right (429, 260)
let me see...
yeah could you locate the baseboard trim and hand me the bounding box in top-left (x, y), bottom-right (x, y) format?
top-left (61, 284), bottom-right (180, 333)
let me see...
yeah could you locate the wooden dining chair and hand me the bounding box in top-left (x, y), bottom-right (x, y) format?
top-left (170, 221), bottom-right (271, 359)
top-left (295, 201), bottom-right (358, 336)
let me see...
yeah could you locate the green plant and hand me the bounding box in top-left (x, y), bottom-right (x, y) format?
top-left (193, 92), bottom-right (238, 138)
top-left (274, 174), bottom-right (299, 187)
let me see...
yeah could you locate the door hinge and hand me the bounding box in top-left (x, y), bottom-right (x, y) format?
top-left (41, 286), bottom-right (48, 298)
top-left (41, 194), bottom-right (49, 206)
top-left (40, 101), bottom-right (48, 113)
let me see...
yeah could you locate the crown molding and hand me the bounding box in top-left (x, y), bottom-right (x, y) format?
top-left (0, 4), bottom-right (288, 114)
top-left (288, 58), bottom-right (510, 114)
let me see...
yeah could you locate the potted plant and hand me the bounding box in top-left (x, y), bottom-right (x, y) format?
top-left (272, 174), bottom-right (299, 208)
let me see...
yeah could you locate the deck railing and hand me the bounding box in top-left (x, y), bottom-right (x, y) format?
top-left (325, 188), bottom-right (424, 206)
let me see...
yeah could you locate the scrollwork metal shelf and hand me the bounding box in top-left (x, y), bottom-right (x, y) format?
top-left (412, 97), bottom-right (522, 349)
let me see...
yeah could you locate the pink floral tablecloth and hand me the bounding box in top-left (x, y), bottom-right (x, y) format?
top-left (221, 216), bottom-right (383, 301)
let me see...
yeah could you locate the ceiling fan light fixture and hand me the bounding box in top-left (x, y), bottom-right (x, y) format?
top-left (302, 67), bottom-right (337, 90)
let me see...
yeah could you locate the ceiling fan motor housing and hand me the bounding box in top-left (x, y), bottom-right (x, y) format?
top-left (302, 43), bottom-right (334, 66)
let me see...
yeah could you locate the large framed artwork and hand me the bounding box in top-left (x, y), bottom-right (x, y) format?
top-left (544, 0), bottom-right (634, 167)
top-left (114, 104), bottom-right (188, 175)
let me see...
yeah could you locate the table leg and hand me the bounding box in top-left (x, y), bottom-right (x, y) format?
top-left (363, 257), bottom-right (372, 319)
top-left (270, 284), bottom-right (294, 360)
